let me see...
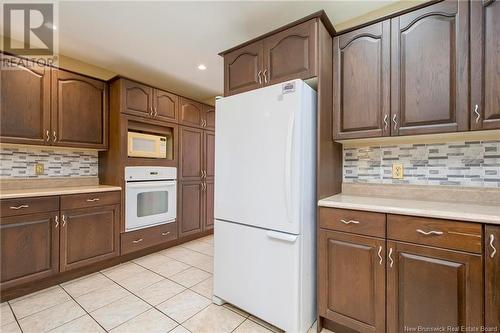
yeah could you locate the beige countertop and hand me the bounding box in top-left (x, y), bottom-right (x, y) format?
top-left (0, 185), bottom-right (122, 199)
top-left (318, 194), bottom-right (500, 225)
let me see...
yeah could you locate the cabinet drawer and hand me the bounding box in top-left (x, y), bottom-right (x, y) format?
top-left (121, 222), bottom-right (178, 255)
top-left (1, 196), bottom-right (59, 217)
top-left (319, 208), bottom-right (386, 238)
top-left (60, 191), bottom-right (120, 210)
top-left (387, 215), bottom-right (482, 253)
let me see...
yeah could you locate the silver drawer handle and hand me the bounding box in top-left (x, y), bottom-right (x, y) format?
top-left (86, 198), bottom-right (100, 202)
top-left (340, 219), bottom-right (360, 225)
top-left (9, 204), bottom-right (29, 210)
top-left (263, 69), bottom-right (268, 84)
top-left (161, 232), bottom-right (170, 236)
top-left (383, 114), bottom-right (388, 131)
top-left (388, 247), bottom-right (394, 268)
top-left (417, 229), bottom-right (443, 236)
top-left (53, 130), bottom-right (57, 143)
top-left (62, 214), bottom-right (67, 227)
top-left (55, 215), bottom-right (59, 228)
top-left (377, 246), bottom-right (383, 265)
top-left (132, 238), bottom-right (143, 244)
top-left (490, 234), bottom-right (497, 258)
top-left (392, 114), bottom-right (398, 131)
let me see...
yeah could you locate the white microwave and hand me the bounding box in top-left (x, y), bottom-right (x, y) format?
top-left (128, 132), bottom-right (167, 158)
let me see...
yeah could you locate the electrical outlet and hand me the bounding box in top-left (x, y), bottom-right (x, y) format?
top-left (392, 163), bottom-right (404, 179)
top-left (34, 163), bottom-right (44, 175)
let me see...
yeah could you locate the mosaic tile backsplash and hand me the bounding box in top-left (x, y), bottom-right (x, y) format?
top-left (343, 140), bottom-right (500, 188)
top-left (0, 146), bottom-right (98, 178)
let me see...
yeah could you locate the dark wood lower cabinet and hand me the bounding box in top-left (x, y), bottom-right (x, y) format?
top-left (204, 180), bottom-right (214, 230)
top-left (0, 212), bottom-right (59, 290)
top-left (60, 205), bottom-right (120, 271)
top-left (485, 225), bottom-right (500, 329)
top-left (318, 229), bottom-right (386, 333)
top-left (386, 241), bottom-right (483, 333)
top-left (178, 181), bottom-right (204, 237)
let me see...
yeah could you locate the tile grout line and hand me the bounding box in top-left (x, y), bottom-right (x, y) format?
top-left (7, 301), bottom-right (24, 333)
top-left (56, 280), bottom-right (108, 333)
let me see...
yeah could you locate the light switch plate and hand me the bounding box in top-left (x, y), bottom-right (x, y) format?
top-left (392, 163), bottom-right (404, 179)
top-left (34, 163), bottom-right (44, 175)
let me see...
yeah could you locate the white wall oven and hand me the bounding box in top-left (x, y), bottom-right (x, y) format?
top-left (125, 166), bottom-right (177, 231)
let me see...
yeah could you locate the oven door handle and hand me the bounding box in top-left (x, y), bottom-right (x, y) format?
top-left (126, 180), bottom-right (176, 188)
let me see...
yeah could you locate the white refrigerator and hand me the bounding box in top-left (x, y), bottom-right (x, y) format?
top-left (214, 79), bottom-right (317, 333)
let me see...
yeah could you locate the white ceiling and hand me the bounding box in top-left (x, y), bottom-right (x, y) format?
top-left (56, 1), bottom-right (398, 101)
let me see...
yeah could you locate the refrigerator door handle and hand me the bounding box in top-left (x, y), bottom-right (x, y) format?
top-left (266, 230), bottom-right (298, 243)
top-left (284, 112), bottom-right (295, 224)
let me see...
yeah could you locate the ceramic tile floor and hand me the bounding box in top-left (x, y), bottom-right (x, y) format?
top-left (0, 235), bottom-right (329, 333)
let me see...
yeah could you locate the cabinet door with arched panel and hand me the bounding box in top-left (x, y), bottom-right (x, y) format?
top-left (263, 19), bottom-right (317, 85)
top-left (122, 79), bottom-right (154, 118)
top-left (52, 69), bottom-right (108, 149)
top-left (390, 0), bottom-right (469, 136)
top-left (333, 20), bottom-right (390, 140)
top-left (179, 97), bottom-right (203, 128)
top-left (0, 55), bottom-right (51, 145)
top-left (471, 0), bottom-right (500, 130)
top-left (223, 40), bottom-right (264, 96)
top-left (154, 89), bottom-right (178, 123)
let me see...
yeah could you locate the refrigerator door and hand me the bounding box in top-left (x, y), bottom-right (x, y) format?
top-left (215, 80), bottom-right (315, 235)
top-left (214, 219), bottom-right (301, 332)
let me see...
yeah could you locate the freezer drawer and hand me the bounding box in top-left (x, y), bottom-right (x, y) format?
top-left (214, 219), bottom-right (303, 332)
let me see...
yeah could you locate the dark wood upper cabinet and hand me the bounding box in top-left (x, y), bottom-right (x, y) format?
top-left (179, 126), bottom-right (203, 181)
top-left (0, 56), bottom-right (51, 145)
top-left (122, 79), bottom-right (154, 118)
top-left (204, 131), bottom-right (215, 180)
top-left (390, 0), bottom-right (469, 136)
top-left (203, 104), bottom-right (215, 131)
top-left (386, 241), bottom-right (483, 333)
top-left (154, 89), bottom-right (178, 123)
top-left (333, 20), bottom-right (390, 140)
top-left (224, 40), bottom-right (264, 96)
top-left (60, 205), bottom-right (119, 272)
top-left (471, 0), bottom-right (500, 130)
top-left (318, 230), bottom-right (386, 333)
top-left (264, 20), bottom-right (317, 85)
top-left (1, 212), bottom-right (59, 290)
top-left (179, 98), bottom-right (203, 128)
top-left (52, 69), bottom-right (108, 149)
top-left (204, 180), bottom-right (214, 230)
top-left (178, 181), bottom-right (204, 237)
top-left (485, 225), bottom-right (500, 328)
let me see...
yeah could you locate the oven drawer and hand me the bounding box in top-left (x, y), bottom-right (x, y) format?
top-left (121, 222), bottom-right (178, 254)
top-left (387, 214), bottom-right (482, 253)
top-left (1, 196), bottom-right (59, 217)
top-left (61, 191), bottom-right (121, 210)
top-left (319, 207), bottom-right (386, 238)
